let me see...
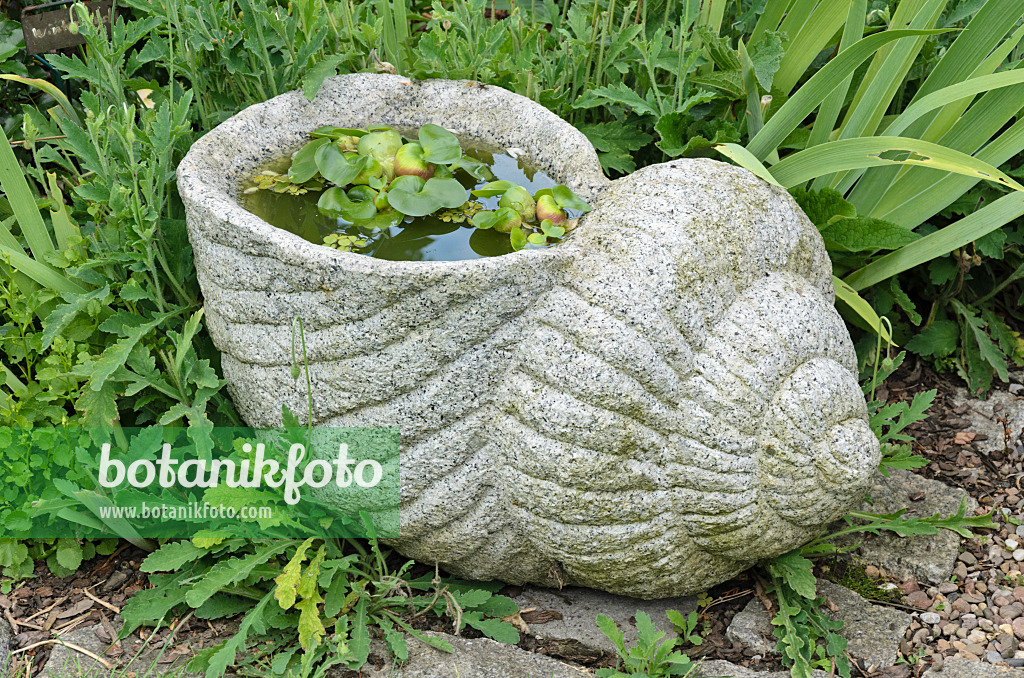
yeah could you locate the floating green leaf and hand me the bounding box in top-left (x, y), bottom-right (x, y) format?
top-left (288, 138), bottom-right (330, 183)
top-left (387, 177), bottom-right (466, 217)
top-left (552, 185), bottom-right (590, 212)
top-left (315, 144), bottom-right (368, 187)
top-left (418, 123), bottom-right (462, 164)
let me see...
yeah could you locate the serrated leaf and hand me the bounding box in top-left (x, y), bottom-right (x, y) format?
top-left (56, 539), bottom-right (82, 571)
top-left (379, 616), bottom-right (408, 662)
top-left (577, 122), bottom-right (653, 154)
top-left (142, 541), bottom-right (208, 572)
top-left (464, 615), bottom-right (520, 644)
top-left (789, 187), bottom-right (856, 227)
top-left (302, 56), bottom-right (344, 100)
top-left (572, 83), bottom-right (657, 116)
top-left (820, 216), bottom-right (921, 252)
top-left (749, 30), bottom-right (785, 92)
top-left (194, 593), bottom-right (253, 620)
top-left (345, 596), bottom-right (371, 669)
top-left (769, 551), bottom-right (817, 599)
top-left (186, 541), bottom-right (292, 609)
top-left (696, 25), bottom-right (741, 71)
top-left (689, 71), bottom-right (744, 99)
top-left (905, 320), bottom-right (958, 358)
top-left (275, 538), bottom-right (313, 610)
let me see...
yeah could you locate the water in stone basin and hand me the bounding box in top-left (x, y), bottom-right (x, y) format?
top-left (241, 148), bottom-right (568, 261)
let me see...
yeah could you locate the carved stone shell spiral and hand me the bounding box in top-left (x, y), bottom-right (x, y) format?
top-left (178, 74), bottom-right (880, 598)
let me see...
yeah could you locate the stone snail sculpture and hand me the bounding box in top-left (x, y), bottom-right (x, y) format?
top-left (179, 73), bottom-right (880, 598)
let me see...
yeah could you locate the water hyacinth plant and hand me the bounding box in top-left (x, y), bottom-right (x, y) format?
top-left (246, 123), bottom-right (591, 253)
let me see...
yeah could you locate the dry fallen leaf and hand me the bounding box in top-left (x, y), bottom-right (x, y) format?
top-left (953, 431), bottom-right (977, 445)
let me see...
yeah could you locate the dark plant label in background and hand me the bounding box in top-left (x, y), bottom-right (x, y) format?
top-left (21, 1), bottom-right (115, 55)
top-left (0, 426), bottom-right (400, 539)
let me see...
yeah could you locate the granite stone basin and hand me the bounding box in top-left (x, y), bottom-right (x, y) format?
top-left (177, 73), bottom-right (880, 598)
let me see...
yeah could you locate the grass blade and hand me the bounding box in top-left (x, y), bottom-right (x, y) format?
top-left (747, 29), bottom-right (947, 160)
top-left (0, 126), bottom-right (55, 261)
top-left (0, 74), bottom-right (81, 126)
top-left (806, 0), bottom-right (866, 150)
top-left (834, 276), bottom-right (895, 345)
top-left (713, 143), bottom-right (782, 186)
top-left (844, 192), bottom-right (1024, 291)
top-left (768, 136), bottom-right (1024, 192)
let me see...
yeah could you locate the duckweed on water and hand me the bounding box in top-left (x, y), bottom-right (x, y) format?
top-left (242, 124), bottom-right (591, 261)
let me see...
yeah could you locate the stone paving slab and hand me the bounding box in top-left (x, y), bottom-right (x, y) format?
top-left (838, 468), bottom-right (974, 585)
top-left (925, 656), bottom-right (1024, 676)
top-left (513, 586), bottom-right (697, 654)
top-left (725, 579), bottom-right (911, 668)
top-left (38, 626), bottom-right (198, 678)
top-left (695, 659), bottom-right (832, 677)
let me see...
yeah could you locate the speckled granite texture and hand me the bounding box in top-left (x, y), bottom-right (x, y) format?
top-left (177, 73), bottom-right (880, 598)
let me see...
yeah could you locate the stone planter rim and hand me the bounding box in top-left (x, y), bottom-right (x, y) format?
top-left (176, 74), bottom-right (611, 278)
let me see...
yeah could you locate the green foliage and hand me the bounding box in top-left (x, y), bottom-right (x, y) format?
top-left (595, 610), bottom-right (699, 678)
top-left (258, 124), bottom-right (591, 252)
top-left (126, 536), bottom-right (520, 678)
top-left (711, 0), bottom-right (1024, 387)
top-left (765, 552), bottom-right (850, 678)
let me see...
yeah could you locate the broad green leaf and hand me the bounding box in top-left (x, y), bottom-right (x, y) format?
top-left (769, 550), bottom-right (817, 599)
top-left (696, 25), bottom-right (740, 71)
top-left (288, 137), bottom-right (330, 183)
top-left (689, 70), bottom-right (744, 99)
top-left (302, 55), bottom-right (345, 100)
top-left (120, 573), bottom-right (192, 636)
top-left (55, 539), bottom-right (82, 571)
top-left (953, 300), bottom-right (1009, 382)
top-left (388, 177), bottom-right (466, 217)
top-left (75, 380), bottom-right (119, 427)
top-left (465, 615), bottom-right (520, 644)
top-left (89, 312), bottom-right (175, 391)
top-left (714, 143), bottom-right (782, 187)
top-left (471, 210), bottom-right (500, 230)
top-left (41, 285), bottom-right (111, 350)
top-left (418, 123), bottom-right (462, 164)
top-left (345, 596), bottom-right (371, 669)
top-left (768, 137), bottom-right (1024, 192)
top-left (317, 187), bottom-right (377, 221)
top-left (820, 217), bottom-right (920, 252)
top-left (578, 122), bottom-right (653, 155)
top-left (186, 541), bottom-right (293, 609)
top-left (315, 143), bottom-right (367, 187)
top-left (552, 185), bottom-right (590, 212)
top-left (509, 227), bottom-right (527, 251)
top-left (471, 180), bottom-right (516, 198)
top-left (195, 593), bottom-right (254, 620)
top-left (653, 92), bottom-right (718, 156)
